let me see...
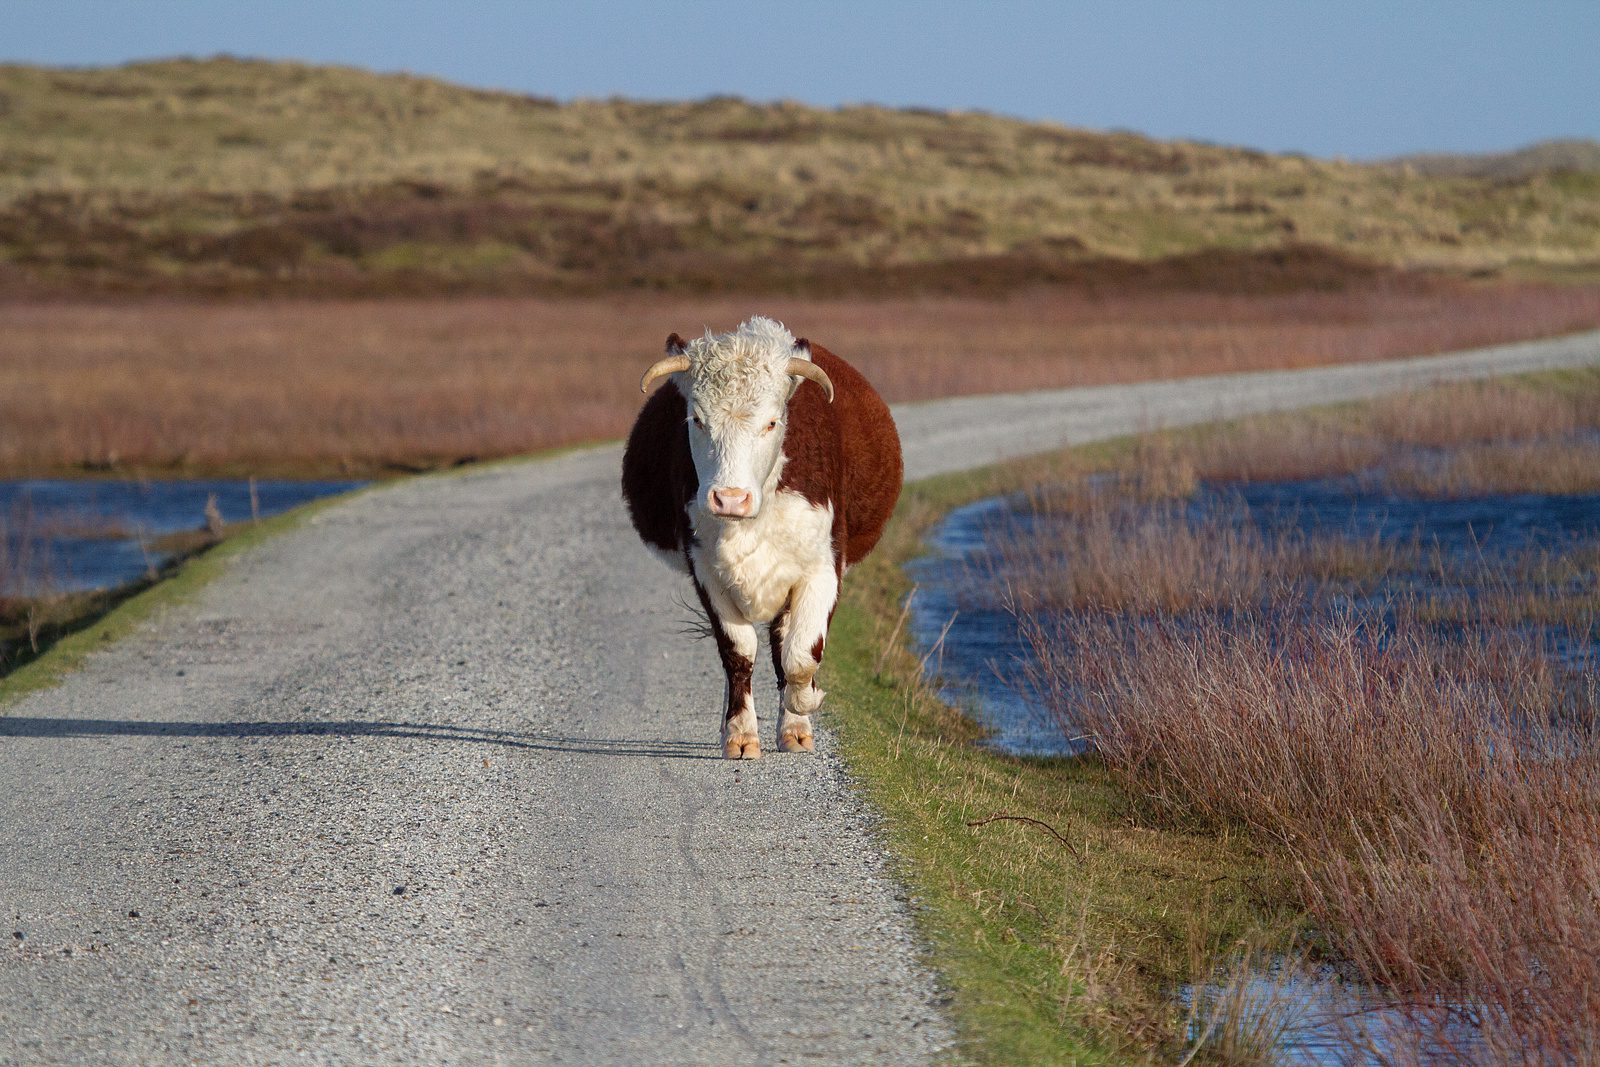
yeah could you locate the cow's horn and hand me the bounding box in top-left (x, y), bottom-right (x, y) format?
top-left (639, 355), bottom-right (692, 394)
top-left (786, 358), bottom-right (834, 403)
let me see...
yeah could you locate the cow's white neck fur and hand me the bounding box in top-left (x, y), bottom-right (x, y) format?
top-left (689, 459), bottom-right (833, 626)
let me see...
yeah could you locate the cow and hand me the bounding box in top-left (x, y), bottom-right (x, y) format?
top-left (621, 316), bottom-right (903, 759)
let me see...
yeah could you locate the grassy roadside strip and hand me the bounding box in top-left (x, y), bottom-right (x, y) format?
top-left (826, 444), bottom-right (1304, 1065)
top-left (0, 444), bottom-right (617, 709)
top-left (0, 487), bottom-right (368, 707)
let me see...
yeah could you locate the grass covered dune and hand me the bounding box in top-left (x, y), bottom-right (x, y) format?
top-left (3, 57), bottom-right (1599, 296)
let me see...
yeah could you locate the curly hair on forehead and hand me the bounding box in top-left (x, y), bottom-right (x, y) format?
top-left (684, 316), bottom-right (811, 410)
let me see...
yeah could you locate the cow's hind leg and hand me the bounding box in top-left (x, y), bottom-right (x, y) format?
top-left (773, 568), bottom-right (839, 754)
top-left (694, 577), bottom-right (761, 759)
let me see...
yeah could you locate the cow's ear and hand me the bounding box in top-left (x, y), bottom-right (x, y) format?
top-left (665, 333), bottom-right (687, 355)
top-left (794, 337), bottom-right (811, 352)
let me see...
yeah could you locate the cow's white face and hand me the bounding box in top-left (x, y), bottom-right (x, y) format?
top-left (686, 367), bottom-right (795, 520)
top-left (638, 316), bottom-right (834, 522)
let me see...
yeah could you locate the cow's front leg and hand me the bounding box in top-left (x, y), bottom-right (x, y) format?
top-left (773, 567), bottom-right (839, 754)
top-left (694, 576), bottom-right (761, 759)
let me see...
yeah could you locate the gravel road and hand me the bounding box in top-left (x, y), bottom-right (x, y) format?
top-left (2, 330), bottom-right (1596, 1066)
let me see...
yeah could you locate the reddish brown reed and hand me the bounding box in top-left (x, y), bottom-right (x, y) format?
top-left (1368, 377), bottom-right (1592, 446)
top-left (1185, 370), bottom-right (1600, 490)
top-left (1024, 608), bottom-right (1600, 1063)
top-left (1190, 417), bottom-right (1388, 483)
top-left (1, 279), bottom-right (1596, 477)
top-left (990, 479), bottom-right (1409, 617)
top-left (995, 497), bottom-right (1279, 615)
top-left (1382, 440), bottom-right (1600, 496)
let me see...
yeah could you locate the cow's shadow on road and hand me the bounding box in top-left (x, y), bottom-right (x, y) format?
top-left (0, 716), bottom-right (719, 760)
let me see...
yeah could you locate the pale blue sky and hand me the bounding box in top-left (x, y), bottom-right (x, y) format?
top-left (6, 1), bottom-right (1596, 159)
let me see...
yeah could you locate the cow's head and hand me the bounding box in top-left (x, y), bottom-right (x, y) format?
top-left (639, 316), bottom-right (833, 521)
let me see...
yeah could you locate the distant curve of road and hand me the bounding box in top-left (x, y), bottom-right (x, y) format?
top-left (2, 330), bottom-right (1596, 1066)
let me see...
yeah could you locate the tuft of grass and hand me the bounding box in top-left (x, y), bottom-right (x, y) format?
top-left (1180, 949), bottom-right (1316, 1067)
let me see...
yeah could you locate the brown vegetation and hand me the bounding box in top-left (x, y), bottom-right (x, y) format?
top-left (3, 281), bottom-right (1596, 479)
top-left (0, 501), bottom-right (66, 668)
top-left (995, 370), bottom-right (1600, 1062)
top-left (1035, 606), bottom-right (1600, 1063)
top-left (0, 501), bottom-right (49, 601)
top-left (995, 494), bottom-right (1406, 615)
top-left (1187, 368), bottom-right (1600, 494)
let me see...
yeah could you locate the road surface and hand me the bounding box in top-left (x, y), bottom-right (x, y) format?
top-left (2, 330), bottom-right (1596, 1065)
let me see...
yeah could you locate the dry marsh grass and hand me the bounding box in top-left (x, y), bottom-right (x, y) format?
top-left (1042, 613), bottom-right (1600, 1063)
top-left (1382, 440), bottom-right (1600, 497)
top-left (1185, 367), bottom-right (1600, 493)
top-left (3, 58), bottom-right (1599, 295)
top-left (998, 370), bottom-right (1600, 1062)
top-left (994, 492), bottom-right (1411, 617)
top-left (3, 282), bottom-right (1597, 479)
top-left (0, 500), bottom-right (63, 666)
top-left (0, 501), bottom-right (50, 602)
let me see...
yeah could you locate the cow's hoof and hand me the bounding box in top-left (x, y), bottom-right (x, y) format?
top-left (724, 735), bottom-right (762, 760)
top-left (778, 732), bottom-right (815, 753)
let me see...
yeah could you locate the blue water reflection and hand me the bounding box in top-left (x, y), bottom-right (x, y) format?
top-left (1, 479), bottom-right (365, 593)
top-left (908, 479), bottom-right (1600, 758)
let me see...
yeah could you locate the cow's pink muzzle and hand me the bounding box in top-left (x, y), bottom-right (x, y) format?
top-left (707, 487), bottom-right (755, 518)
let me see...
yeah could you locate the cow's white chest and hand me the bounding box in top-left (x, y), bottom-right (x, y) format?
top-left (692, 490), bottom-right (833, 624)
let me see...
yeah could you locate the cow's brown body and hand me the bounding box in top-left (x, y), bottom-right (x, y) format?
top-left (621, 328), bottom-right (902, 758)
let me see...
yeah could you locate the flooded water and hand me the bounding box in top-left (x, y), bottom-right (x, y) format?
top-left (1184, 965), bottom-right (1483, 1065)
top-left (908, 476), bottom-right (1600, 1063)
top-left (909, 478), bottom-right (1600, 758)
top-left (1231, 476), bottom-right (1600, 556)
top-left (0, 478), bottom-right (365, 594)
top-left (907, 495), bottom-right (1074, 755)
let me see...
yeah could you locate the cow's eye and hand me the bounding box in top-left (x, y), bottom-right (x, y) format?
top-left (691, 414), bottom-right (704, 428)
top-left (764, 420), bottom-right (779, 434)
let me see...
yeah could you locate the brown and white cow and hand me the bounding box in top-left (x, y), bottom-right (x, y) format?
top-left (621, 317), bottom-right (902, 759)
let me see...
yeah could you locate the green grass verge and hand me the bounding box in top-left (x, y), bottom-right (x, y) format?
top-left (825, 448), bottom-right (1302, 1065)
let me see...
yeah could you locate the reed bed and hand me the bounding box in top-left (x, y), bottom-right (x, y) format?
top-left (1189, 369), bottom-right (1600, 493)
top-left (2, 281), bottom-right (1597, 478)
top-left (1032, 610), bottom-right (1600, 1064)
top-left (994, 371), bottom-right (1600, 1062)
